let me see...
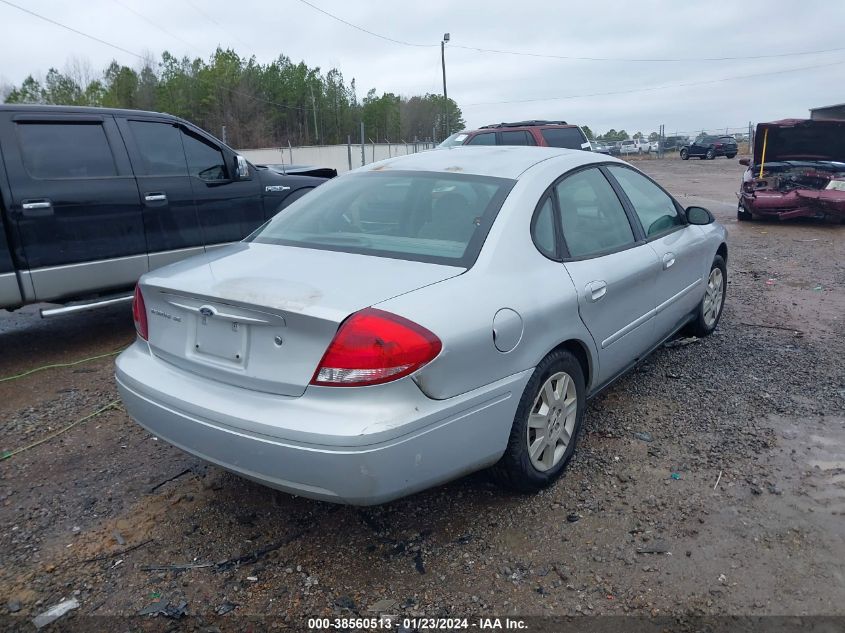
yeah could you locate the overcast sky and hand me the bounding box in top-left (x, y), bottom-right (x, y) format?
top-left (1, 0), bottom-right (844, 137)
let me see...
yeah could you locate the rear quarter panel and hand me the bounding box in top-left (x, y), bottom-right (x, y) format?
top-left (376, 160), bottom-right (600, 400)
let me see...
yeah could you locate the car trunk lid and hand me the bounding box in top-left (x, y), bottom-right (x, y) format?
top-left (140, 243), bottom-right (463, 396)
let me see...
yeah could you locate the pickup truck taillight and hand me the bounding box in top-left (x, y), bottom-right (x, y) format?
top-left (132, 284), bottom-right (148, 341)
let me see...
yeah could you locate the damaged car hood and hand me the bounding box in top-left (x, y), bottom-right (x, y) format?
top-left (754, 119), bottom-right (845, 164)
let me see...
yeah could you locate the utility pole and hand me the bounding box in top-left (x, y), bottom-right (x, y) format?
top-left (310, 85), bottom-right (319, 144)
top-left (221, 125), bottom-right (227, 145)
top-left (441, 33), bottom-right (450, 138)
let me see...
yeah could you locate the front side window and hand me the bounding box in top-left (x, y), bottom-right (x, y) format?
top-left (251, 171), bottom-right (514, 267)
top-left (181, 130), bottom-right (227, 181)
top-left (555, 168), bottom-right (635, 258)
top-left (541, 127), bottom-right (586, 149)
top-left (16, 122), bottom-right (117, 179)
top-left (129, 121), bottom-right (187, 176)
top-left (606, 166), bottom-right (683, 237)
top-left (466, 132), bottom-right (496, 146)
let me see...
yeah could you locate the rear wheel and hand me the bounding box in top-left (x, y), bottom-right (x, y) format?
top-left (680, 149), bottom-right (689, 160)
top-left (491, 349), bottom-right (585, 492)
top-left (726, 153), bottom-right (736, 159)
top-left (685, 255), bottom-right (727, 337)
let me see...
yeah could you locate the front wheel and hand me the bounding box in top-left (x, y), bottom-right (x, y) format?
top-left (706, 148), bottom-right (716, 160)
top-left (680, 149), bottom-right (689, 160)
top-left (737, 201), bottom-right (753, 221)
top-left (685, 255), bottom-right (727, 337)
top-left (491, 349), bottom-right (585, 492)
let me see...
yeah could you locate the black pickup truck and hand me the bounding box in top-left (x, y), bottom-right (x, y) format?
top-left (0, 105), bottom-right (332, 316)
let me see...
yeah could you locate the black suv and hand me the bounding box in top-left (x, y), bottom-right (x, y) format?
top-left (680, 135), bottom-right (738, 160)
top-left (0, 105), bottom-right (331, 315)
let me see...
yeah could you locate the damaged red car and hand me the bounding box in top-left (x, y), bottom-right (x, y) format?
top-left (737, 118), bottom-right (845, 222)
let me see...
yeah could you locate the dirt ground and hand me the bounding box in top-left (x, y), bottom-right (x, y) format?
top-left (1, 156), bottom-right (844, 629)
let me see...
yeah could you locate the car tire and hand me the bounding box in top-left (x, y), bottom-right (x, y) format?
top-left (685, 255), bottom-right (727, 338)
top-left (726, 153), bottom-right (737, 159)
top-left (680, 149), bottom-right (689, 160)
top-left (737, 202), bottom-right (753, 221)
top-left (706, 148), bottom-right (716, 160)
top-left (491, 349), bottom-right (586, 493)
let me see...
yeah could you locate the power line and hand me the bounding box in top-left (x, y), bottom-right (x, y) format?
top-left (110, 0), bottom-right (203, 54)
top-left (451, 43), bottom-right (845, 63)
top-left (295, 0), bottom-right (844, 64)
top-left (295, 0), bottom-right (437, 47)
top-left (465, 58), bottom-right (845, 107)
top-left (183, 0), bottom-right (252, 52)
top-left (0, 0), bottom-right (144, 60)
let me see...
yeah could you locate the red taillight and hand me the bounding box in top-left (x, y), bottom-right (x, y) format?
top-left (132, 284), bottom-right (148, 341)
top-left (311, 308), bottom-right (442, 387)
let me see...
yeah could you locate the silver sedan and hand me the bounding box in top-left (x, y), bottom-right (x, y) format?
top-left (116, 147), bottom-right (727, 505)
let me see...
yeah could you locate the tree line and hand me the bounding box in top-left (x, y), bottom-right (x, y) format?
top-left (2, 48), bottom-right (465, 149)
top-left (581, 126), bottom-right (660, 142)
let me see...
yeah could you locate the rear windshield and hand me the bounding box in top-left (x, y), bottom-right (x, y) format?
top-left (540, 127), bottom-right (586, 149)
top-left (250, 171), bottom-right (515, 267)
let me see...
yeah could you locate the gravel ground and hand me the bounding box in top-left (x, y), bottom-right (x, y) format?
top-left (1, 157), bottom-right (843, 628)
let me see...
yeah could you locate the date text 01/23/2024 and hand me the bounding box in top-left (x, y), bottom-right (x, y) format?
top-left (307, 617), bottom-right (528, 630)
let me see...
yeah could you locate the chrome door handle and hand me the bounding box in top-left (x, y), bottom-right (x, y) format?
top-left (144, 193), bottom-right (167, 203)
top-left (587, 280), bottom-right (607, 302)
top-left (662, 252), bottom-right (676, 269)
top-left (21, 199), bottom-right (53, 217)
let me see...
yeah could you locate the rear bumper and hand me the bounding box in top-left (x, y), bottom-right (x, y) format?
top-left (116, 342), bottom-right (531, 505)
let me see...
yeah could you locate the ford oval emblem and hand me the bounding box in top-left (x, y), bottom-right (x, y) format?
top-left (198, 306), bottom-right (216, 317)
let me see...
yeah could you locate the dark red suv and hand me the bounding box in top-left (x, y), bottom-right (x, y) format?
top-left (439, 120), bottom-right (591, 151)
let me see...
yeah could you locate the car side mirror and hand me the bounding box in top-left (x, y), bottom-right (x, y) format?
top-left (233, 154), bottom-right (250, 180)
top-left (686, 206), bottom-right (714, 225)
top-left (738, 158), bottom-right (750, 166)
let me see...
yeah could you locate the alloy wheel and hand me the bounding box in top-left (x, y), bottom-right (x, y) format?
top-left (527, 371), bottom-right (578, 472)
top-left (703, 267), bottom-right (724, 327)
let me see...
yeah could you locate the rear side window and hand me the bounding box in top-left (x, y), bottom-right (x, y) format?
top-left (556, 168), bottom-right (635, 258)
top-left (500, 130), bottom-right (535, 146)
top-left (466, 132), bottom-right (496, 146)
top-left (16, 122), bottom-right (117, 179)
top-left (606, 166), bottom-right (683, 237)
top-left (532, 196), bottom-right (557, 258)
top-left (541, 127), bottom-right (586, 149)
top-left (129, 121), bottom-right (187, 176)
top-left (181, 130), bottom-right (227, 181)
top-left (251, 171), bottom-right (514, 267)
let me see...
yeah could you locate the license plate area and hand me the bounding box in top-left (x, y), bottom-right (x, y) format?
top-left (194, 315), bottom-right (247, 364)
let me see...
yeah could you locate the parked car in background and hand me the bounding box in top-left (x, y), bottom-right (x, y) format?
top-left (118, 146), bottom-right (728, 505)
top-left (680, 135), bottom-right (738, 160)
top-left (737, 118), bottom-right (845, 222)
top-left (439, 121), bottom-right (591, 151)
top-left (589, 140), bottom-right (611, 155)
top-left (0, 105), bottom-right (331, 315)
top-left (661, 136), bottom-right (687, 152)
top-left (619, 139), bottom-right (648, 155)
top-left (607, 142), bottom-right (622, 157)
